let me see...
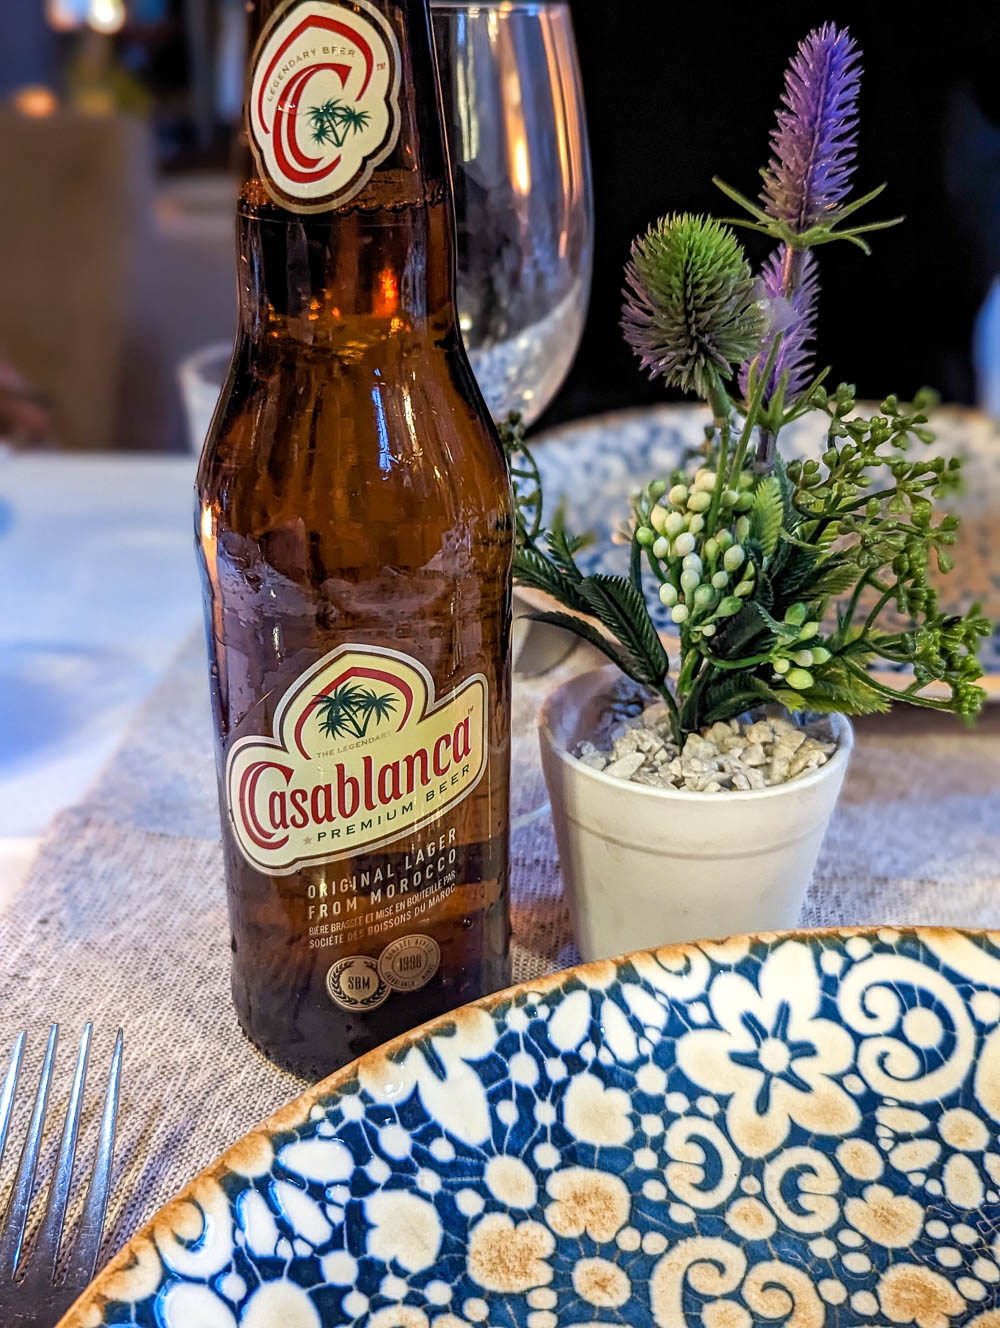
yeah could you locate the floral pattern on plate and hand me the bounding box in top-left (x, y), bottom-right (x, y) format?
top-left (529, 404), bottom-right (1000, 676)
top-left (65, 928), bottom-right (1000, 1328)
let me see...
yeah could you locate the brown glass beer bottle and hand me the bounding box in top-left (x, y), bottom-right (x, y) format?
top-left (196, 0), bottom-right (512, 1079)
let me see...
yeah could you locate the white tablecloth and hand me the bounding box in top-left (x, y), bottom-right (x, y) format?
top-left (0, 453), bottom-right (200, 901)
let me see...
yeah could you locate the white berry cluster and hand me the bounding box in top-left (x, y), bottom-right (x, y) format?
top-left (766, 602), bottom-right (831, 690)
top-left (636, 467), bottom-right (756, 639)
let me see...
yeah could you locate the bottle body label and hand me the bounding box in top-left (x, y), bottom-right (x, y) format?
top-left (248, 0), bottom-right (402, 213)
top-left (226, 644), bottom-right (488, 875)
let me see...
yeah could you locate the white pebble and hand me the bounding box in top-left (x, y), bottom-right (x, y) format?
top-left (604, 752), bottom-right (647, 780)
top-left (579, 754), bottom-right (607, 771)
top-left (575, 706), bottom-right (836, 795)
top-left (683, 735), bottom-right (718, 761)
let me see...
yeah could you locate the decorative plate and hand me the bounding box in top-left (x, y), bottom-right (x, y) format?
top-left (66, 928), bottom-right (1000, 1328)
top-left (526, 403), bottom-right (1000, 696)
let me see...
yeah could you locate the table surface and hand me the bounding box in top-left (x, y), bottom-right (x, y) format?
top-left (0, 452), bottom-right (201, 902)
top-left (3, 452), bottom-right (1000, 1281)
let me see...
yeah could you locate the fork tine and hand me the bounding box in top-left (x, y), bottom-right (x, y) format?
top-left (0, 1024), bottom-right (58, 1280)
top-left (64, 1029), bottom-right (122, 1284)
top-left (0, 1033), bottom-right (25, 1174)
top-left (20, 1024), bottom-right (92, 1286)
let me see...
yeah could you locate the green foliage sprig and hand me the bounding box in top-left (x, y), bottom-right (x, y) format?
top-left (505, 391), bottom-right (989, 747)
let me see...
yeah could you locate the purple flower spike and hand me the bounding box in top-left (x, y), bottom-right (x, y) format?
top-left (762, 23), bottom-right (862, 231)
top-left (740, 245), bottom-right (820, 403)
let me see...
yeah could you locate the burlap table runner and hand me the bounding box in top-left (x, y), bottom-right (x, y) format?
top-left (1, 632), bottom-right (999, 1262)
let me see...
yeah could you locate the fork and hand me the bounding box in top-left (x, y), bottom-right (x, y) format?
top-left (0, 1026), bottom-right (123, 1327)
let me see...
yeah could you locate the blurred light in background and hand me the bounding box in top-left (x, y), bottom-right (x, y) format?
top-left (11, 86), bottom-right (60, 117)
top-left (87, 0), bottom-right (127, 34)
top-left (45, 0), bottom-right (166, 32)
top-left (45, 0), bottom-right (88, 30)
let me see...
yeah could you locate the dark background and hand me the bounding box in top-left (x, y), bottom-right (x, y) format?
top-left (545, 0), bottom-right (1000, 428)
top-left (3, 2), bottom-right (1000, 446)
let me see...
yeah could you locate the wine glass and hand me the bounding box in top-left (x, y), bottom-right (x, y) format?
top-left (179, 4), bottom-right (593, 448)
top-left (431, 1), bottom-right (594, 425)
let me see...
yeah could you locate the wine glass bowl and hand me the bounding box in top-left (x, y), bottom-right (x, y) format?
top-left (431, 1), bottom-right (594, 425)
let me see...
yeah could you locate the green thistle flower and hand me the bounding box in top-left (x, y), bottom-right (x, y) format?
top-left (622, 215), bottom-right (766, 400)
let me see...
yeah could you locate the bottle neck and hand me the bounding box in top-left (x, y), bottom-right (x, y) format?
top-left (239, 0), bottom-right (457, 346)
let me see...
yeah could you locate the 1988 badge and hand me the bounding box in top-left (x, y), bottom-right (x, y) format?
top-left (379, 934), bottom-right (441, 992)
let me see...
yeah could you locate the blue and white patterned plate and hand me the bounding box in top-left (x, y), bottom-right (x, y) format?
top-left (526, 404), bottom-right (1000, 694)
top-left (67, 928), bottom-right (1000, 1327)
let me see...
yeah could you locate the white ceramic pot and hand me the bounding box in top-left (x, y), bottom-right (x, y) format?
top-left (538, 665), bottom-right (854, 962)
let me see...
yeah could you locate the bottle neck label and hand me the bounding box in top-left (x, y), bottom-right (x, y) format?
top-left (248, 0), bottom-right (402, 213)
top-left (226, 644), bottom-right (489, 874)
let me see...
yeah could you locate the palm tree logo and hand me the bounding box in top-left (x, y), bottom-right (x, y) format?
top-left (307, 100), bottom-right (372, 149)
top-left (313, 684), bottom-right (399, 741)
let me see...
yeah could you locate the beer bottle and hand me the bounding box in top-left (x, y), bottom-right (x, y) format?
top-left (196, 0), bottom-right (513, 1079)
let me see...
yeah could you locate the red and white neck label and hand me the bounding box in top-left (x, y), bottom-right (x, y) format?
top-left (226, 644), bottom-right (488, 875)
top-left (248, 0), bottom-right (402, 212)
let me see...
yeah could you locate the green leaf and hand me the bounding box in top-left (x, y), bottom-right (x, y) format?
top-left (766, 689), bottom-right (809, 714)
top-left (749, 602), bottom-right (801, 643)
top-left (629, 533), bottom-right (643, 595)
top-left (709, 601), bottom-right (773, 659)
top-left (519, 611), bottom-right (636, 679)
top-left (773, 680), bottom-right (890, 716)
top-left (831, 182), bottom-right (890, 221)
top-left (809, 561), bottom-right (860, 597)
top-left (750, 476), bottom-right (783, 557)
top-left (777, 528), bottom-right (826, 552)
top-left (711, 176), bottom-right (772, 224)
top-left (767, 542), bottom-right (823, 601)
top-left (546, 524), bottom-right (586, 583)
top-left (700, 675), bottom-right (779, 726)
top-left (774, 659), bottom-right (892, 716)
top-left (773, 454), bottom-right (798, 526)
top-left (513, 548), bottom-right (590, 615)
top-left (566, 530), bottom-right (596, 556)
top-left (577, 574), bottom-right (670, 686)
top-left (754, 565), bottom-right (776, 610)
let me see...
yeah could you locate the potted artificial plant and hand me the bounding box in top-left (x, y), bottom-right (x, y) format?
top-left (506, 23), bottom-right (990, 962)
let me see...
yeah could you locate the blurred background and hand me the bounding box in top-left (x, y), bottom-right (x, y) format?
top-left (2, 0), bottom-right (1000, 451)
